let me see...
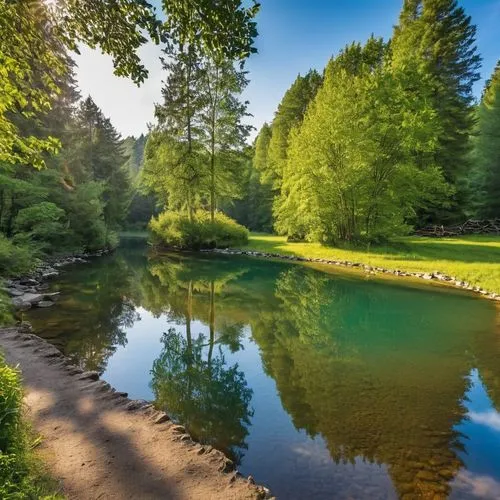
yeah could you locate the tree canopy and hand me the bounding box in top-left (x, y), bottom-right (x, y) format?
top-left (0, 0), bottom-right (259, 169)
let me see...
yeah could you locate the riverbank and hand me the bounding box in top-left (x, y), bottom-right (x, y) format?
top-left (2, 249), bottom-right (113, 317)
top-left (217, 233), bottom-right (500, 299)
top-left (0, 325), bottom-right (269, 499)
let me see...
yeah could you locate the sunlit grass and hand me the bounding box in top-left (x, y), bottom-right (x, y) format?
top-left (243, 234), bottom-right (500, 293)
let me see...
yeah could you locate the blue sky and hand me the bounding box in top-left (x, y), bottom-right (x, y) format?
top-left (75, 0), bottom-right (500, 138)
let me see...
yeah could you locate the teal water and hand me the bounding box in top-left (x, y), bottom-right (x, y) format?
top-left (25, 239), bottom-right (500, 499)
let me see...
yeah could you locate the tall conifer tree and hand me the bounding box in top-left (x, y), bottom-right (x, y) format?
top-left (474, 61), bottom-right (500, 217)
top-left (392, 0), bottom-right (481, 221)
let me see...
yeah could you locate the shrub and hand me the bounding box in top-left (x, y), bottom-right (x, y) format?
top-left (0, 353), bottom-right (61, 498)
top-left (0, 355), bottom-right (22, 452)
top-left (0, 234), bottom-right (38, 276)
top-left (0, 355), bottom-right (28, 496)
top-left (149, 210), bottom-right (249, 250)
top-left (13, 202), bottom-right (71, 253)
top-left (0, 288), bottom-right (13, 326)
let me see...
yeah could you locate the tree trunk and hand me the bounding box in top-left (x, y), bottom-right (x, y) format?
top-left (207, 280), bottom-right (215, 366)
top-left (186, 280), bottom-right (193, 351)
top-left (210, 153), bottom-right (215, 223)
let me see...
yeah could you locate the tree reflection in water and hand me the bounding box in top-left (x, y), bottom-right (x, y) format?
top-left (151, 326), bottom-right (253, 464)
top-left (251, 266), bottom-right (490, 498)
top-left (25, 245), bottom-right (500, 498)
top-left (27, 252), bottom-right (140, 373)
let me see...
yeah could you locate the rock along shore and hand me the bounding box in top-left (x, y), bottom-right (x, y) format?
top-left (202, 248), bottom-right (500, 303)
top-left (4, 249), bottom-right (112, 312)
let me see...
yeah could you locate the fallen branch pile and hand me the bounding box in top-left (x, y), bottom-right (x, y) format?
top-left (415, 219), bottom-right (500, 237)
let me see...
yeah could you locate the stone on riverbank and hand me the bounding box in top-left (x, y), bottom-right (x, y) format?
top-left (37, 301), bottom-right (55, 308)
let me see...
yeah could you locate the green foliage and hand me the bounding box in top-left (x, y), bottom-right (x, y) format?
top-left (0, 356), bottom-right (32, 496)
top-left (65, 182), bottom-right (108, 252)
top-left (125, 192), bottom-right (159, 230)
top-left (224, 146), bottom-right (273, 232)
top-left (473, 61), bottom-right (500, 217)
top-left (122, 134), bottom-right (147, 177)
top-left (275, 38), bottom-right (449, 243)
top-left (1, 85), bottom-right (130, 260)
top-left (265, 70), bottom-right (322, 192)
top-left (149, 210), bottom-right (249, 250)
top-left (143, 35), bottom-right (252, 224)
top-left (0, 353), bottom-right (61, 498)
top-left (0, 356), bottom-right (22, 452)
top-left (71, 96), bottom-right (131, 230)
top-left (242, 123), bottom-right (274, 230)
top-left (253, 123), bottom-right (272, 175)
top-left (162, 0), bottom-right (259, 64)
top-left (200, 59), bottom-right (252, 220)
top-left (0, 1), bottom-right (64, 169)
top-left (0, 287), bottom-right (13, 326)
top-left (142, 130), bottom-right (208, 217)
top-left (391, 0), bottom-right (481, 221)
top-left (1, 0), bottom-right (259, 170)
top-left (14, 202), bottom-right (69, 251)
top-left (0, 234), bottom-right (37, 276)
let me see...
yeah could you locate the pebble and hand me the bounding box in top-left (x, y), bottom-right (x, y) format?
top-left (79, 371), bottom-right (100, 381)
top-left (153, 413), bottom-right (170, 424)
top-left (37, 300), bottom-right (55, 308)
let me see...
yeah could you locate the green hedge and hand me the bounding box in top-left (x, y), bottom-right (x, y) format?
top-left (149, 210), bottom-right (249, 250)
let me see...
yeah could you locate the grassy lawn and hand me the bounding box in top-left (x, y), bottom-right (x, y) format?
top-left (243, 233), bottom-right (500, 294)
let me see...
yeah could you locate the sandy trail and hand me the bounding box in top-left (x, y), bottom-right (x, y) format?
top-left (0, 327), bottom-right (267, 500)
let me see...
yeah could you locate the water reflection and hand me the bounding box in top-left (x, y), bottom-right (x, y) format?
top-left (147, 259), bottom-right (254, 462)
top-left (151, 327), bottom-right (253, 463)
top-left (27, 253), bottom-right (139, 372)
top-left (25, 242), bottom-right (500, 498)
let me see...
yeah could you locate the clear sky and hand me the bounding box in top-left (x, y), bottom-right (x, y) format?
top-left (74, 0), bottom-right (500, 139)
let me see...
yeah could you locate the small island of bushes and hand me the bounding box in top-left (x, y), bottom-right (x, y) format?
top-left (149, 210), bottom-right (248, 250)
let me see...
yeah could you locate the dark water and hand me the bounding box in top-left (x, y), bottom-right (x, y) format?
top-left (25, 239), bottom-right (500, 499)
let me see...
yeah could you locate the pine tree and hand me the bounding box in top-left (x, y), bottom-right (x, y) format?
top-left (392, 0), bottom-right (481, 221)
top-left (200, 59), bottom-right (252, 221)
top-left (142, 43), bottom-right (208, 220)
top-left (71, 97), bottom-right (130, 230)
top-left (474, 61), bottom-right (500, 217)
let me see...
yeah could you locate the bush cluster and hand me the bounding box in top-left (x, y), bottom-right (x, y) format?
top-left (149, 210), bottom-right (249, 250)
top-left (0, 234), bottom-right (38, 277)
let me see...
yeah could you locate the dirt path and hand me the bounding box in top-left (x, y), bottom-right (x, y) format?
top-left (0, 326), bottom-right (269, 500)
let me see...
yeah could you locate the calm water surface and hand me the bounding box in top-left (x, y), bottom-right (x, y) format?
top-left (26, 239), bottom-right (500, 499)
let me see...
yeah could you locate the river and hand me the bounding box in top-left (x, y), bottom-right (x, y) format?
top-left (25, 238), bottom-right (500, 499)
